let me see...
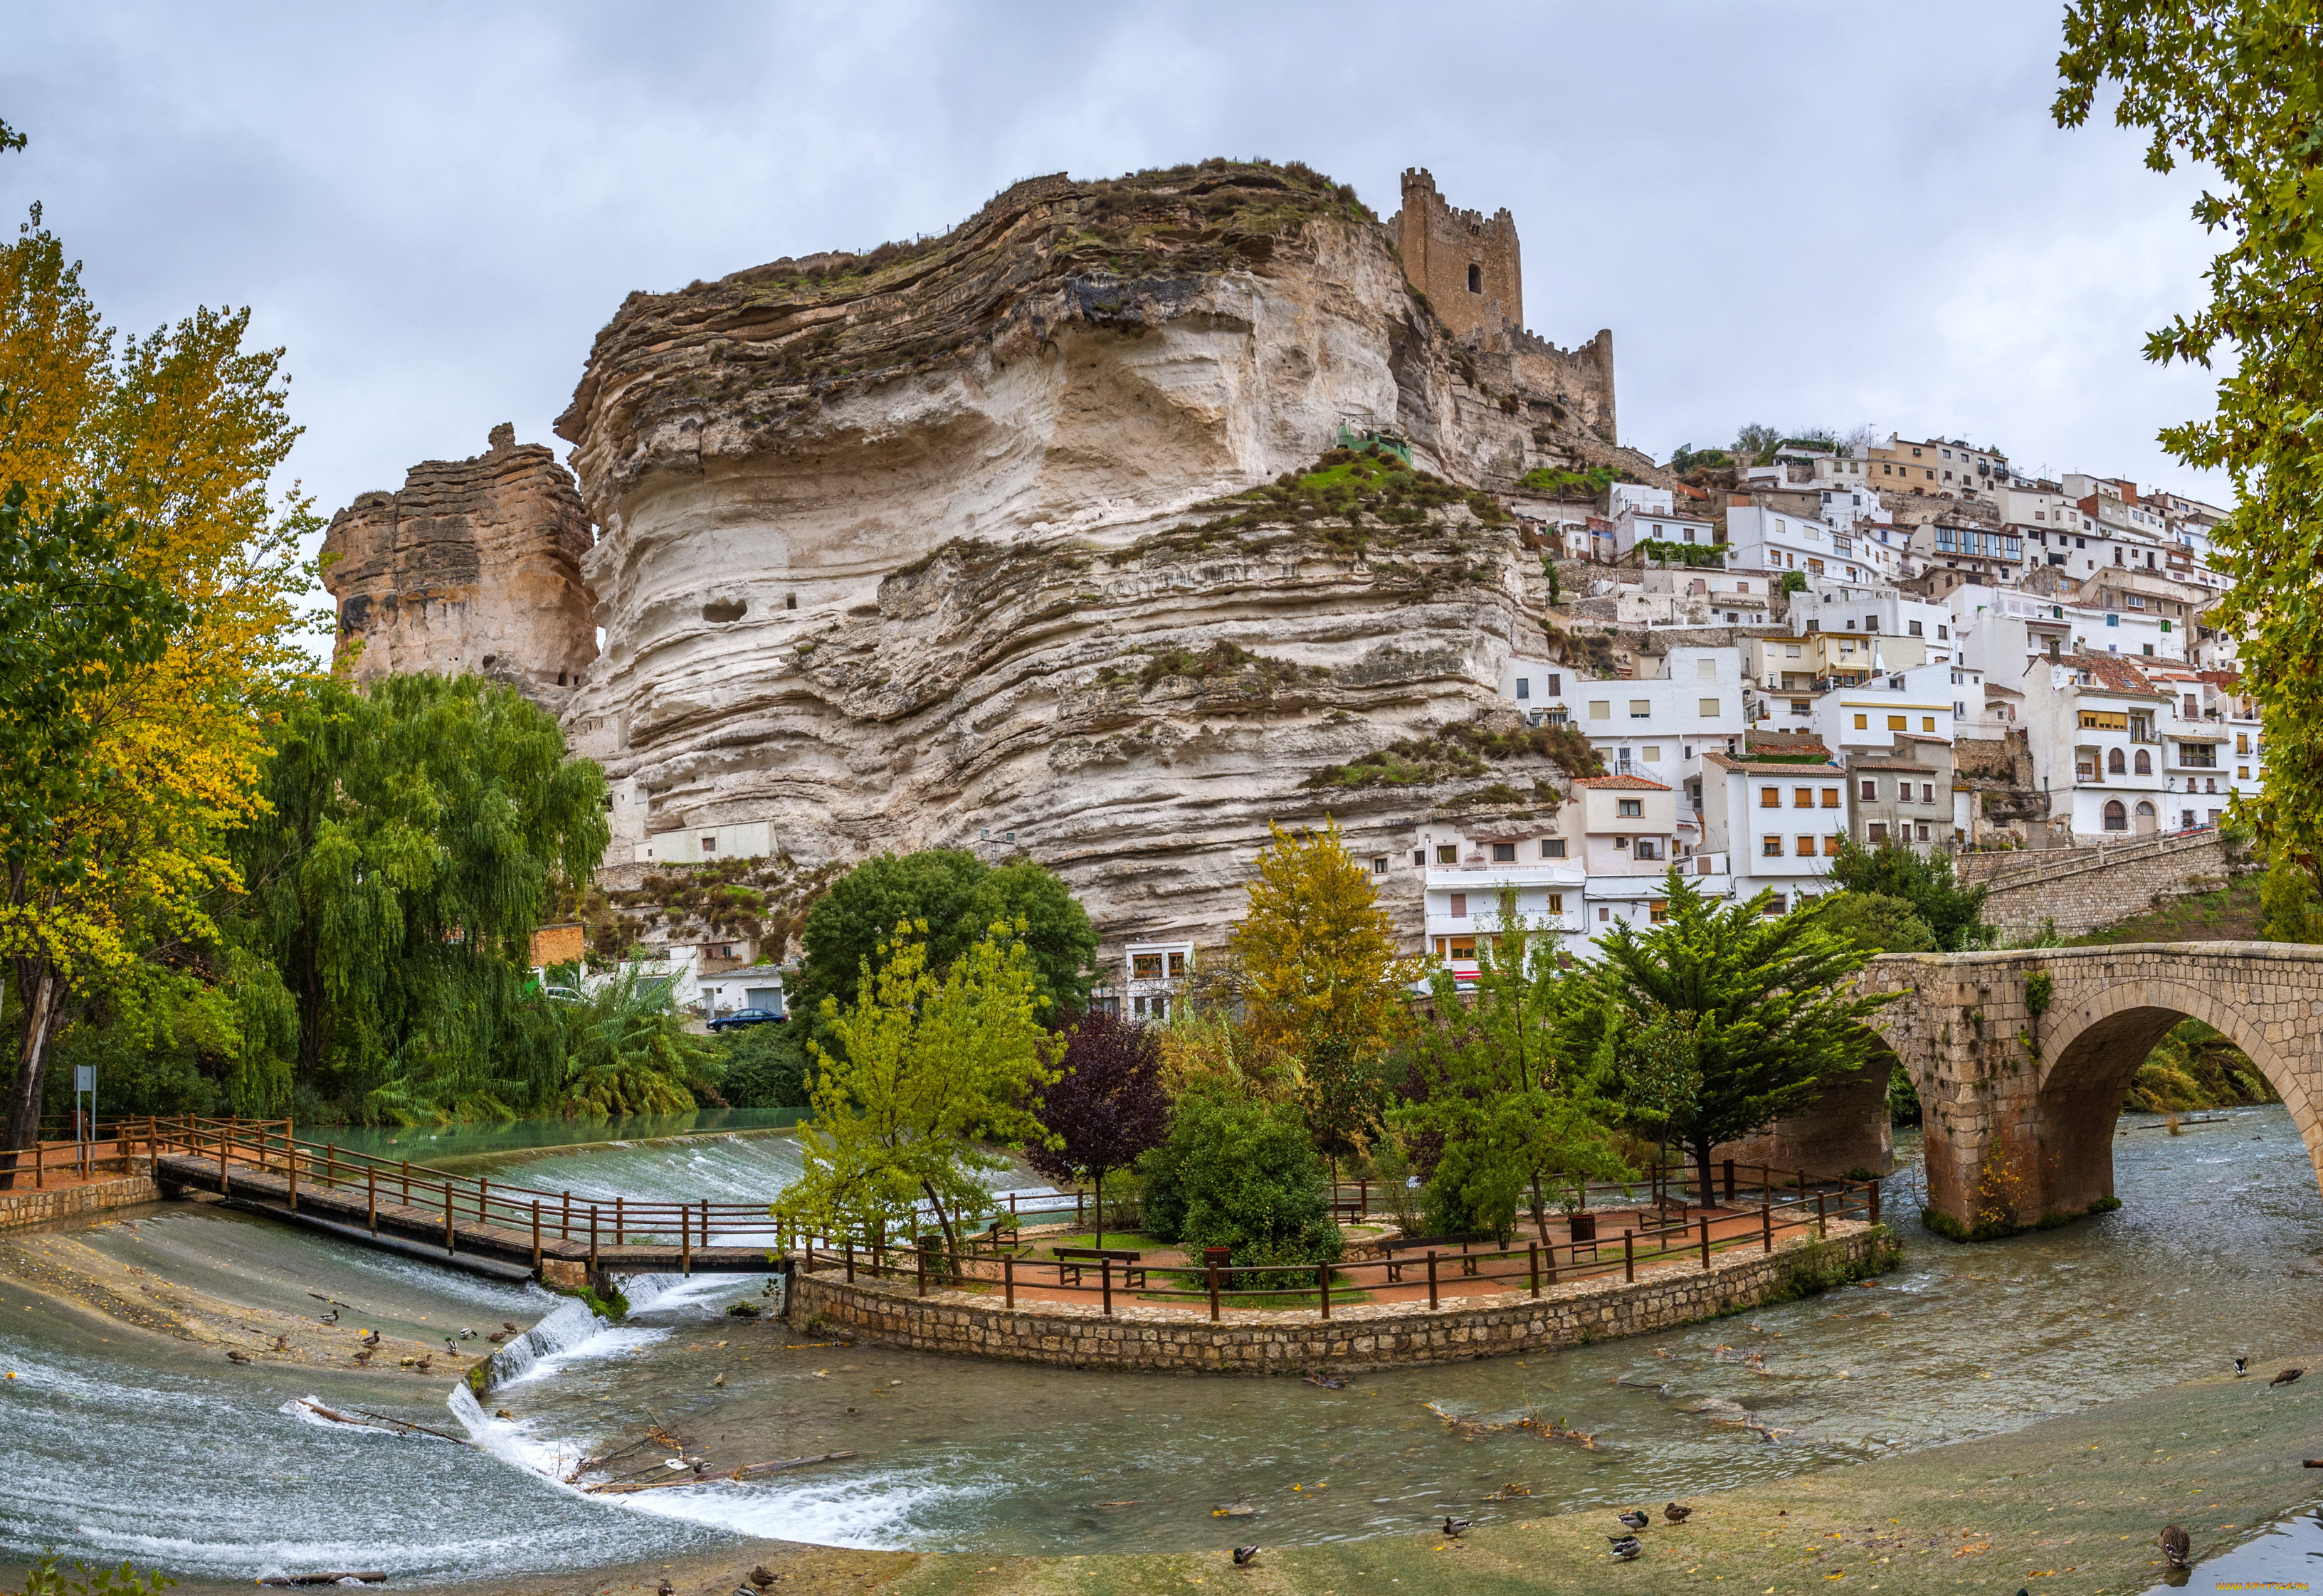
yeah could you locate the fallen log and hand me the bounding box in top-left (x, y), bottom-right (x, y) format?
top-left (333, 1403), bottom-right (469, 1444)
top-left (588, 1451), bottom-right (858, 1494)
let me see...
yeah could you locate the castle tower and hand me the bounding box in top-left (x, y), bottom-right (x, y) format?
top-left (1389, 168), bottom-right (1523, 345)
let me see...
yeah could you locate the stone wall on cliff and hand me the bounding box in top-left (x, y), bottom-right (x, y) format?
top-left (320, 425), bottom-right (597, 706)
top-left (552, 159), bottom-right (1620, 959)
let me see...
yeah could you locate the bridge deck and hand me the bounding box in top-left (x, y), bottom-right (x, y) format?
top-left (155, 1155), bottom-right (776, 1277)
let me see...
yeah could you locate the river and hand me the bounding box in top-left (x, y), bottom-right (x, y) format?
top-left (0, 1104), bottom-right (2316, 1584)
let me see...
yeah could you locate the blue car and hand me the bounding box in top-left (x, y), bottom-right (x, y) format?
top-left (708, 1007), bottom-right (783, 1032)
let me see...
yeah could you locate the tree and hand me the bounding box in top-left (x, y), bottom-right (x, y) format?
top-left (791, 851), bottom-right (1097, 1042)
top-left (1394, 890), bottom-right (1628, 1242)
top-left (1816, 889), bottom-right (1939, 956)
top-left (779, 919), bottom-right (1063, 1252)
top-left (2054, 10), bottom-right (2323, 894)
top-left (717, 1020), bottom-right (812, 1109)
top-left (1140, 1088), bottom-right (1342, 1269)
top-left (1025, 1010), bottom-right (1169, 1246)
top-left (0, 199), bottom-right (315, 1173)
top-left (553, 970), bottom-right (717, 1119)
top-left (1732, 423), bottom-right (1783, 465)
top-left (1560, 870), bottom-right (1898, 1201)
top-left (232, 675), bottom-right (609, 1122)
top-left (1228, 819), bottom-right (1420, 1093)
top-left (1830, 839), bottom-right (1988, 951)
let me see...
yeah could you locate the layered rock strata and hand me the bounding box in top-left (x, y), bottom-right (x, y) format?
top-left (321, 424), bottom-right (597, 706)
top-left (548, 160), bottom-right (1641, 956)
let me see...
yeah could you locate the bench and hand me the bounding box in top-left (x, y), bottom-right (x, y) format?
top-left (1053, 1246), bottom-right (1145, 1289)
top-left (976, 1217), bottom-right (1021, 1249)
top-left (1379, 1233), bottom-right (1491, 1282)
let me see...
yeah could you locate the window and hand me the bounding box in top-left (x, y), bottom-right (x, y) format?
top-left (1642, 746), bottom-right (1660, 763)
top-left (1436, 844), bottom-right (1458, 864)
top-left (2238, 734), bottom-right (2250, 754)
top-left (1515, 678), bottom-right (1529, 700)
top-left (1541, 839), bottom-right (1566, 858)
top-left (1492, 842), bottom-right (1516, 862)
top-left (701, 835), bottom-right (718, 852)
top-left (1853, 714), bottom-right (1869, 730)
top-left (1922, 717), bottom-right (1937, 732)
top-left (1648, 900), bottom-right (1669, 924)
top-left (1697, 658), bottom-right (1717, 680)
top-left (1791, 700), bottom-right (1811, 715)
top-left (2103, 799), bottom-right (2128, 831)
top-left (1132, 953), bottom-right (1164, 980)
top-left (2240, 766), bottom-right (2251, 780)
top-left (1823, 835), bottom-right (1843, 856)
top-left (1761, 787), bottom-right (1781, 808)
top-left (1617, 798), bottom-right (1643, 818)
top-left (1450, 894), bottom-right (1468, 918)
top-left (1466, 263), bottom-right (1482, 294)
top-left (1793, 789), bottom-right (1814, 808)
top-left (1796, 836), bottom-right (1817, 856)
top-left (1937, 625), bottom-right (1949, 640)
top-left (1868, 821), bottom-right (1888, 842)
top-left (1168, 951), bottom-right (1189, 978)
top-left (1767, 894), bottom-right (1790, 914)
top-left (1762, 835), bottom-right (1784, 857)
top-left (1630, 699), bottom-right (1651, 718)
top-left (1635, 839), bottom-right (1662, 860)
top-left (1821, 788), bottom-right (1840, 808)
top-left (1917, 823), bottom-right (1932, 842)
top-left (1546, 673), bottom-right (1561, 694)
top-left (1589, 700), bottom-right (1611, 720)
top-left (1546, 893), bottom-right (1564, 914)
top-left (2107, 748), bottom-right (2126, 773)
top-left (1371, 855), bottom-right (1389, 874)
top-left (1887, 715), bottom-right (1907, 731)
top-left (2134, 749), bottom-right (2151, 775)
top-left (1860, 780), bottom-right (1878, 800)
top-left (1908, 619), bottom-right (1924, 637)
top-left (1598, 906), bottom-right (1611, 922)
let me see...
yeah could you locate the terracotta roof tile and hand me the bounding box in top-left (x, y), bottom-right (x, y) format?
top-left (1572, 773), bottom-right (1673, 791)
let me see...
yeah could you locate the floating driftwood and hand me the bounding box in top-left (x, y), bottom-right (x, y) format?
top-left (293, 1399), bottom-right (466, 1444)
top-left (588, 1451), bottom-right (857, 1494)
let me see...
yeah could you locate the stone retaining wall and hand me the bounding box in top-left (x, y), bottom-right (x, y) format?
top-left (786, 1220), bottom-right (1892, 1373)
top-left (1964, 832), bottom-right (2240, 936)
top-left (0, 1169), bottom-right (160, 1232)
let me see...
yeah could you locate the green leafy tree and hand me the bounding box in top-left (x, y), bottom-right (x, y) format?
top-left (2055, 10), bottom-right (2323, 893)
top-left (716, 1020), bottom-right (812, 1109)
top-left (777, 919), bottom-right (1063, 1252)
top-left (552, 969), bottom-right (717, 1119)
top-left (1829, 839), bottom-right (1989, 950)
top-left (790, 851), bottom-right (1097, 1043)
top-left (1299, 1030), bottom-right (1393, 1180)
top-left (1140, 1087), bottom-right (1342, 1268)
top-left (1561, 870), bottom-right (1897, 1200)
top-left (1395, 891), bottom-right (1628, 1242)
top-left (231, 674), bottom-right (609, 1122)
top-left (1816, 889), bottom-right (1939, 956)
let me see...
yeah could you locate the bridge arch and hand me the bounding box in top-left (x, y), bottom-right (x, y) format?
top-left (1860, 944), bottom-right (2323, 1236)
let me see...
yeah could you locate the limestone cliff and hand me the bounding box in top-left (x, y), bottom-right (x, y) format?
top-left (544, 160), bottom-right (1640, 961)
top-left (320, 424), bottom-right (596, 704)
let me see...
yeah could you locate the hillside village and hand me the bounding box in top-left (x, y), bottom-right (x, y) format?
top-left (316, 160), bottom-right (2260, 1022)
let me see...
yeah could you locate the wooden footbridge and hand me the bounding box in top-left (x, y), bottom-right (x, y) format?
top-left (20, 1117), bottom-right (788, 1286)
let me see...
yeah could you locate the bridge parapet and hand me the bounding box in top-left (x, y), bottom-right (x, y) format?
top-left (1863, 942), bottom-right (2323, 1237)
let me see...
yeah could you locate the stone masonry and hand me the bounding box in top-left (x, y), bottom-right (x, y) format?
top-left (1957, 830), bottom-right (2240, 937)
top-left (786, 1221), bottom-right (1890, 1373)
top-left (1861, 942), bottom-right (2323, 1233)
top-left (0, 1171), bottom-right (159, 1232)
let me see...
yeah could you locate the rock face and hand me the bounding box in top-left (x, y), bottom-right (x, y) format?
top-left (320, 425), bottom-right (596, 704)
top-left (331, 159), bottom-right (1658, 968)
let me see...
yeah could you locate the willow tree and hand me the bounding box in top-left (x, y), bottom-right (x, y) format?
top-left (0, 174), bottom-right (312, 1170)
top-left (233, 675), bottom-right (609, 1122)
top-left (2055, 9), bottom-right (2323, 885)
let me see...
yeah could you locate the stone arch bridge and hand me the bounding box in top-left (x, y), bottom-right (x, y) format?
top-left (1855, 943), bottom-right (2323, 1235)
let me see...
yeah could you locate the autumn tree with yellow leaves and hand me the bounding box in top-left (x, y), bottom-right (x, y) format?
top-left (0, 133), bottom-right (316, 1174)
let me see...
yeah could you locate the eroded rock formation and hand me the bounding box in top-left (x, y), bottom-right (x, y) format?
top-left (320, 424), bottom-right (596, 704)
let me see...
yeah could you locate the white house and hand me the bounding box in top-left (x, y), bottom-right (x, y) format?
top-left (1725, 503), bottom-right (1884, 583)
top-left (1501, 647), bottom-right (1746, 795)
top-left (1696, 743), bottom-right (1852, 914)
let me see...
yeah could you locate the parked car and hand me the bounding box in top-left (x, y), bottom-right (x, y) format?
top-left (707, 1007), bottom-right (783, 1032)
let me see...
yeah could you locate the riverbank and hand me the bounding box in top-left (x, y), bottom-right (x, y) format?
top-left (99, 1343), bottom-right (2321, 1596)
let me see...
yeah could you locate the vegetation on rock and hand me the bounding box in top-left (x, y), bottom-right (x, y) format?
top-left (1305, 719), bottom-right (1603, 791)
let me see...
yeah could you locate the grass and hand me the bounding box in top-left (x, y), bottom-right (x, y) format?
top-left (2065, 874), bottom-right (2264, 945)
top-left (1030, 1232), bottom-right (1166, 1257)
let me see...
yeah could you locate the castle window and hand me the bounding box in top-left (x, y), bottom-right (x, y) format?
top-left (1467, 263), bottom-right (1482, 294)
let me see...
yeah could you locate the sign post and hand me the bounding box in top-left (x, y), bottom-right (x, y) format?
top-left (73, 1065), bottom-right (95, 1169)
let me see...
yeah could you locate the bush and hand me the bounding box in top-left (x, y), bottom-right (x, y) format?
top-left (1818, 891), bottom-right (1937, 956)
top-left (717, 1021), bottom-right (812, 1108)
top-left (1140, 1090), bottom-right (1343, 1267)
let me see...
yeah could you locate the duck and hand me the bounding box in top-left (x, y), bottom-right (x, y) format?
top-left (458, 1328), bottom-right (478, 1341)
top-left (503, 1321), bottom-right (520, 1333)
top-left (1232, 1546), bottom-right (1260, 1567)
top-left (352, 1349), bottom-right (374, 1367)
top-left (2160, 1524), bottom-right (2191, 1568)
top-left (748, 1567), bottom-right (777, 1589)
top-left (656, 1582), bottom-right (675, 1596)
top-left (1617, 1508), bottom-right (1650, 1531)
top-left (317, 1309), bottom-right (339, 1326)
top-left (359, 1329), bottom-right (381, 1350)
top-left (487, 1331), bottom-right (508, 1344)
top-left (2234, 1356), bottom-right (2248, 1376)
top-left (1664, 1501), bottom-right (1694, 1523)
top-left (1441, 1516), bottom-right (1470, 1538)
top-left (225, 1350), bottom-right (251, 1364)
top-left (270, 1334), bottom-right (290, 1353)
top-left (2272, 1367), bottom-right (2306, 1388)
top-left (1609, 1534), bottom-right (1643, 1561)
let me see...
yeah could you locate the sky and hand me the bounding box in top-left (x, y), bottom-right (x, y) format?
top-left (0, 0), bottom-right (2229, 620)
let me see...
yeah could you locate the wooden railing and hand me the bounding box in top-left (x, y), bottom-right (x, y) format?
top-left (0, 1116), bottom-right (174, 1190)
top-left (795, 1163), bottom-right (1885, 1318)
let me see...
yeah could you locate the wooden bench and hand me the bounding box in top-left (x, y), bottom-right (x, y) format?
top-left (977, 1217), bottom-right (1021, 1250)
top-left (1053, 1246), bottom-right (1145, 1289)
top-left (1379, 1233), bottom-right (1490, 1282)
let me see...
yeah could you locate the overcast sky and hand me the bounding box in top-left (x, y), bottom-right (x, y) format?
top-left (2, 1), bottom-right (2225, 613)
